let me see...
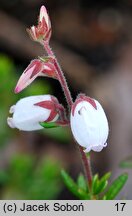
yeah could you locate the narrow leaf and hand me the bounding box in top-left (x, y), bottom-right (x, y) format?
top-left (94, 172), bottom-right (111, 195)
top-left (94, 181), bottom-right (107, 195)
top-left (100, 172), bottom-right (111, 182)
top-left (92, 174), bottom-right (99, 195)
top-left (77, 174), bottom-right (88, 192)
top-left (61, 170), bottom-right (90, 200)
top-left (104, 173), bottom-right (128, 200)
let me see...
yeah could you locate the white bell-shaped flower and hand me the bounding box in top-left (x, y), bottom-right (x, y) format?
top-left (70, 94), bottom-right (109, 152)
top-left (7, 95), bottom-right (59, 131)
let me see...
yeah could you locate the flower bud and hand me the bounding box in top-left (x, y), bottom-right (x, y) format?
top-left (27, 5), bottom-right (51, 43)
top-left (7, 95), bottom-right (60, 131)
top-left (70, 94), bottom-right (109, 152)
top-left (15, 58), bottom-right (57, 93)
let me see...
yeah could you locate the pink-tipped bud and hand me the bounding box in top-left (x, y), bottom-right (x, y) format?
top-left (70, 94), bottom-right (109, 152)
top-left (27, 5), bottom-right (51, 43)
top-left (14, 86), bottom-right (21, 94)
top-left (15, 58), bottom-right (57, 93)
top-left (39, 5), bottom-right (49, 26)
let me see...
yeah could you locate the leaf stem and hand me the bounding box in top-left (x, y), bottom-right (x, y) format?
top-left (43, 41), bottom-right (93, 191)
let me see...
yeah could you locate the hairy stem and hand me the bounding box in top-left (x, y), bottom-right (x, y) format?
top-left (79, 146), bottom-right (92, 189)
top-left (43, 42), bottom-right (73, 110)
top-left (44, 41), bottom-right (93, 190)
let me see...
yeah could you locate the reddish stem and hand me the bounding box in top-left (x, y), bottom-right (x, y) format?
top-left (44, 41), bottom-right (92, 190)
top-left (43, 42), bottom-right (73, 109)
top-left (79, 146), bottom-right (92, 189)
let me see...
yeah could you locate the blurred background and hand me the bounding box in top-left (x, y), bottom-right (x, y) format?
top-left (0, 0), bottom-right (132, 199)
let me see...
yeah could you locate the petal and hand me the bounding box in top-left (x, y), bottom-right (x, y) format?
top-left (42, 62), bottom-right (57, 79)
top-left (39, 5), bottom-right (51, 30)
top-left (27, 26), bottom-right (38, 41)
top-left (15, 59), bottom-right (43, 93)
top-left (7, 117), bottom-right (15, 128)
top-left (9, 105), bottom-right (16, 114)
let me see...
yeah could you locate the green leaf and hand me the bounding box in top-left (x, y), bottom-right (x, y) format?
top-left (120, 156), bottom-right (132, 168)
top-left (95, 172), bottom-right (111, 195)
top-left (100, 172), bottom-right (111, 182)
top-left (40, 122), bottom-right (60, 129)
top-left (103, 173), bottom-right (128, 200)
top-left (92, 174), bottom-right (99, 195)
top-left (77, 174), bottom-right (88, 192)
top-left (61, 170), bottom-right (90, 200)
top-left (92, 172), bottom-right (111, 195)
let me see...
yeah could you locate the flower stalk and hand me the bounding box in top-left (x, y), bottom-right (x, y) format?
top-left (43, 41), bottom-right (93, 190)
top-left (79, 146), bottom-right (93, 190)
top-left (43, 42), bottom-right (73, 109)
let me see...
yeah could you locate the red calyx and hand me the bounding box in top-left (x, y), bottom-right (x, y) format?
top-left (72, 94), bottom-right (97, 116)
top-left (34, 100), bottom-right (57, 122)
